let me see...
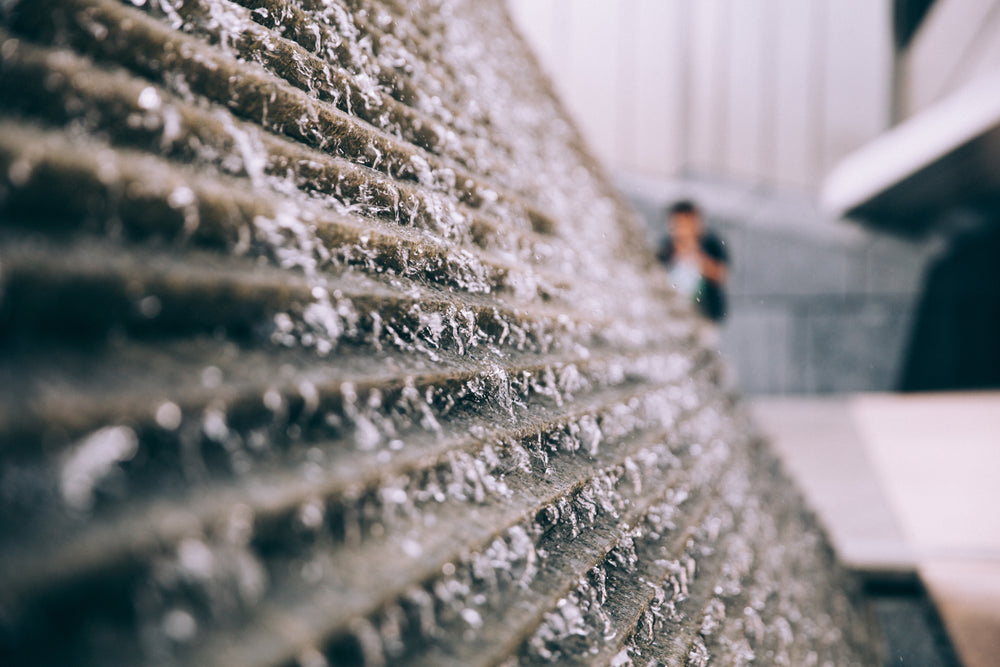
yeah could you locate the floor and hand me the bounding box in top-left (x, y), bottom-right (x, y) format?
top-left (751, 392), bottom-right (1000, 667)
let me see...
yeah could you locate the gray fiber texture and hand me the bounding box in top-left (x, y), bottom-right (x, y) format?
top-left (0, 1), bottom-right (878, 665)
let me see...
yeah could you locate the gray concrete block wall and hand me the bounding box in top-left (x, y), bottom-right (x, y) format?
top-left (620, 175), bottom-right (938, 394)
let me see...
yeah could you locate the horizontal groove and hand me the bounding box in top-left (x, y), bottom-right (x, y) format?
top-left (0, 235), bottom-right (316, 345)
top-left (0, 302), bottom-right (693, 456)
top-left (0, 394), bottom-right (720, 664)
top-left (235, 0), bottom-right (442, 117)
top-left (0, 339), bottom-right (689, 460)
top-left (595, 469), bottom-right (751, 666)
top-left (0, 0), bottom-right (878, 664)
top-left (373, 0), bottom-right (574, 151)
top-left (5, 0), bottom-right (563, 230)
top-left (376, 0), bottom-right (578, 204)
top-left (370, 0), bottom-right (470, 94)
top-left (0, 361), bottom-right (708, 602)
top-left (140, 0), bottom-right (487, 178)
top-left (524, 501), bottom-right (721, 667)
top-left (0, 34), bottom-right (561, 255)
top-left (230, 0), bottom-right (564, 235)
top-left (700, 474), bottom-right (871, 666)
top-left (0, 235), bottom-right (693, 397)
top-left (338, 0), bottom-right (492, 134)
top-left (627, 481), bottom-right (781, 666)
top-left (679, 514), bottom-right (773, 665)
top-left (625, 528), bottom-right (751, 665)
top-left (0, 119), bottom-right (590, 304)
top-left (178, 0), bottom-right (578, 237)
top-left (184, 417), bottom-right (724, 667)
top-left (232, 0), bottom-right (474, 130)
top-left (428, 0), bottom-right (635, 218)
top-left (619, 446), bottom-right (875, 667)
top-left (442, 482), bottom-right (723, 667)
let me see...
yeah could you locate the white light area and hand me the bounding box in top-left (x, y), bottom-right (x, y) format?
top-left (60, 426), bottom-right (139, 509)
top-left (821, 72), bottom-right (1000, 217)
top-left (850, 392), bottom-right (1000, 560)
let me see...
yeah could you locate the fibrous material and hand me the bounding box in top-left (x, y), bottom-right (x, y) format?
top-left (0, 1), bottom-right (877, 665)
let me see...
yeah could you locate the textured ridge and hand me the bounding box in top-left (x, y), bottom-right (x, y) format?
top-left (0, 1), bottom-right (878, 666)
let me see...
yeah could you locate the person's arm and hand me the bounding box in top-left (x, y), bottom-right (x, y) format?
top-left (698, 234), bottom-right (729, 285)
top-left (700, 253), bottom-right (728, 284)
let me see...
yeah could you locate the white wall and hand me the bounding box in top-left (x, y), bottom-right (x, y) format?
top-left (507, 0), bottom-right (894, 193)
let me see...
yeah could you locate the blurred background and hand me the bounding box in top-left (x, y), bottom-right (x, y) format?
top-left (507, 1), bottom-right (1000, 664)
top-left (508, 0), bottom-right (1000, 395)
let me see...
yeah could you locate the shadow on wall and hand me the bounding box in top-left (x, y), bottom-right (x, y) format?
top-left (901, 221), bottom-right (1000, 391)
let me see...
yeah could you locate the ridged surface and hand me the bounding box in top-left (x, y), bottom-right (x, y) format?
top-left (0, 1), bottom-right (877, 665)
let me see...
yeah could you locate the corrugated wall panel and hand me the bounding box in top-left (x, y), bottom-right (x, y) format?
top-left (507, 0), bottom-right (894, 193)
top-left (0, 1), bottom-right (878, 665)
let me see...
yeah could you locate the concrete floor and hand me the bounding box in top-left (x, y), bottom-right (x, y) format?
top-left (751, 392), bottom-right (1000, 667)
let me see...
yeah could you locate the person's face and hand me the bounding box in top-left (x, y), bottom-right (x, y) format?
top-left (669, 212), bottom-right (702, 245)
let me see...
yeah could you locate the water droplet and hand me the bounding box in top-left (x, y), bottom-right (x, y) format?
top-left (167, 186), bottom-right (195, 208)
top-left (296, 647), bottom-right (328, 667)
top-left (202, 408), bottom-right (229, 442)
top-left (60, 426), bottom-right (139, 510)
top-left (155, 401), bottom-right (182, 430)
top-left (460, 607), bottom-right (482, 629)
top-left (297, 499), bottom-right (325, 530)
top-left (162, 608), bottom-right (197, 642)
top-left (263, 388), bottom-right (283, 412)
top-left (400, 538), bottom-right (422, 558)
top-left (201, 366), bottom-right (223, 388)
top-left (7, 158), bottom-right (33, 187)
top-left (138, 295), bottom-right (161, 318)
top-left (136, 86), bottom-right (161, 111)
top-left (177, 538), bottom-right (215, 579)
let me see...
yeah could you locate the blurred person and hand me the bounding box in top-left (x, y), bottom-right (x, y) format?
top-left (656, 200), bottom-right (729, 323)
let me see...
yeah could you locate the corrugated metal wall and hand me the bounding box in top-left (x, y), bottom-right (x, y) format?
top-left (508, 0), bottom-right (894, 192)
top-left (0, 0), bottom-right (879, 664)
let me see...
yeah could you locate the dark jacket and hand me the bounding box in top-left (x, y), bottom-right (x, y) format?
top-left (656, 230), bottom-right (729, 322)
